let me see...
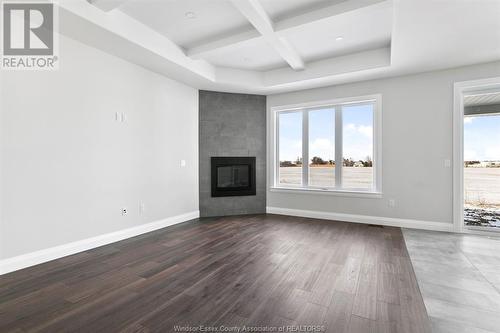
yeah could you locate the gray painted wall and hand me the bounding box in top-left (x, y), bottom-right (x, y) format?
top-left (199, 91), bottom-right (266, 217)
top-left (0, 34), bottom-right (199, 260)
top-left (267, 60), bottom-right (500, 226)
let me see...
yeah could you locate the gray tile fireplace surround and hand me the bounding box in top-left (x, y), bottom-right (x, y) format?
top-left (199, 90), bottom-right (266, 217)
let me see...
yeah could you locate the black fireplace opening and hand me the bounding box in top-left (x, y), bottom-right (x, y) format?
top-left (211, 157), bottom-right (256, 197)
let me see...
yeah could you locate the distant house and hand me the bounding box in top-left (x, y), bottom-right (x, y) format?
top-left (464, 161), bottom-right (481, 167)
top-left (467, 161), bottom-right (500, 168)
top-left (353, 161), bottom-right (364, 167)
top-left (280, 161), bottom-right (296, 167)
top-left (481, 161), bottom-right (500, 168)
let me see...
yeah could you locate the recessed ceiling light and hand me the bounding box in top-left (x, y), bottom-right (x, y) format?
top-left (185, 11), bottom-right (196, 19)
top-left (335, 36), bottom-right (344, 41)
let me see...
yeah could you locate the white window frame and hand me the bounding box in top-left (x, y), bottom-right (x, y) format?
top-left (453, 77), bottom-right (500, 234)
top-left (270, 94), bottom-right (382, 197)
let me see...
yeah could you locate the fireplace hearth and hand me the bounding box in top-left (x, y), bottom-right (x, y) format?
top-left (199, 91), bottom-right (265, 216)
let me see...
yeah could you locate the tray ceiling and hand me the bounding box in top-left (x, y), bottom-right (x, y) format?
top-left (59, 0), bottom-right (500, 94)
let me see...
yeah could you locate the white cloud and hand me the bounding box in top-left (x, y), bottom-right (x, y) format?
top-left (279, 138), bottom-right (302, 161)
top-left (309, 138), bottom-right (334, 160)
top-left (280, 123), bottom-right (374, 162)
top-left (464, 117), bottom-right (474, 124)
top-left (310, 138), bottom-right (332, 151)
top-left (345, 123), bottom-right (373, 138)
top-left (343, 144), bottom-right (373, 161)
top-left (358, 125), bottom-right (373, 138)
top-left (464, 146), bottom-right (500, 161)
top-left (345, 123), bottom-right (356, 131)
top-left (485, 146), bottom-right (500, 160)
top-left (343, 123), bottom-right (373, 160)
top-left (464, 149), bottom-right (478, 161)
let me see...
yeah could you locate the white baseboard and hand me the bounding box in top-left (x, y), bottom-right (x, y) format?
top-left (266, 206), bottom-right (453, 232)
top-left (0, 210), bottom-right (199, 275)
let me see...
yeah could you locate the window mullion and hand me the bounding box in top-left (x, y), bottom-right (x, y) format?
top-left (302, 109), bottom-right (309, 187)
top-left (335, 106), bottom-right (343, 188)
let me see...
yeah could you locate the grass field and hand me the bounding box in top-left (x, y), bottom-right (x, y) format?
top-left (464, 168), bottom-right (500, 228)
top-left (280, 166), bottom-right (500, 228)
top-left (465, 168), bottom-right (500, 208)
top-left (279, 166), bottom-right (373, 189)
top-left (279, 167), bottom-right (500, 208)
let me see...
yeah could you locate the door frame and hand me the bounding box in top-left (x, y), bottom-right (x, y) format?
top-left (453, 77), bottom-right (500, 233)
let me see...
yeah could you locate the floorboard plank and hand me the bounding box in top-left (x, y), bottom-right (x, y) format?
top-left (0, 214), bottom-right (431, 332)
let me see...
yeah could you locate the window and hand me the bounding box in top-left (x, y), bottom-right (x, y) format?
top-left (342, 104), bottom-right (374, 190)
top-left (309, 108), bottom-right (335, 187)
top-left (278, 111), bottom-right (302, 185)
top-left (273, 95), bottom-right (381, 194)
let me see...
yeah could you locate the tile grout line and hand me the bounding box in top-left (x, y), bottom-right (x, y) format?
top-left (458, 242), bottom-right (500, 296)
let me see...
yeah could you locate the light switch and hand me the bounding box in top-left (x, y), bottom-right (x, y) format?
top-left (444, 159), bottom-right (451, 168)
top-left (180, 160), bottom-right (186, 167)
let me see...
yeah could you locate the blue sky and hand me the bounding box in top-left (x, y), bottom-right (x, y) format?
top-left (279, 105), bottom-right (373, 162)
top-left (464, 114), bottom-right (500, 161)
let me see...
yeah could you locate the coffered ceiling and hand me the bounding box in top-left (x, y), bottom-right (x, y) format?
top-left (59, 0), bottom-right (500, 94)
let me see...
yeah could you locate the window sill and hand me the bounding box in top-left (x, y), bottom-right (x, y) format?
top-left (269, 186), bottom-right (383, 198)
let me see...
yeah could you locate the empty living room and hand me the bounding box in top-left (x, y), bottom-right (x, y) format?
top-left (2, 0), bottom-right (500, 332)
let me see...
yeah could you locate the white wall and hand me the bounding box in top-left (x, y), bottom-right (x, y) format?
top-left (267, 61), bottom-right (500, 227)
top-left (0, 34), bottom-right (199, 260)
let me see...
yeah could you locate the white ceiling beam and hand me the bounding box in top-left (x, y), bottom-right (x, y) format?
top-left (264, 47), bottom-right (390, 87)
top-left (211, 46), bottom-right (391, 94)
top-left (275, 0), bottom-right (387, 31)
top-left (59, 0), bottom-right (215, 83)
top-left (188, 0), bottom-right (387, 59)
top-left (87, 0), bottom-right (128, 12)
top-left (230, 0), bottom-right (305, 71)
top-left (188, 29), bottom-right (261, 59)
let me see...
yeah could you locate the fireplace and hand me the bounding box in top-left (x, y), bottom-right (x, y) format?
top-left (211, 157), bottom-right (256, 197)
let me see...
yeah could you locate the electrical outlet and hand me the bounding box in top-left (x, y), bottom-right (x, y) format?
top-left (121, 208), bottom-right (128, 216)
top-left (388, 199), bottom-right (396, 208)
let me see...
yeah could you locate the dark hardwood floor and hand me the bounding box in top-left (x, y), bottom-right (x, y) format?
top-left (0, 214), bottom-right (431, 333)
